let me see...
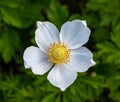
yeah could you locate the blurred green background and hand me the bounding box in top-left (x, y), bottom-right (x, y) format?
top-left (0, 0), bottom-right (120, 102)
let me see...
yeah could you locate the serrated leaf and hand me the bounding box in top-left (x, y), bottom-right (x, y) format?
top-left (42, 93), bottom-right (56, 102)
top-left (1, 7), bottom-right (22, 28)
top-left (69, 14), bottom-right (80, 21)
top-left (111, 23), bottom-right (120, 49)
top-left (0, 27), bottom-right (19, 63)
top-left (1, 3), bottom-right (41, 28)
top-left (0, 0), bottom-right (20, 8)
top-left (47, 1), bottom-right (69, 29)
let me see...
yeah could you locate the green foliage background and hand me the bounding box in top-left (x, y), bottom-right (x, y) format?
top-left (0, 0), bottom-right (120, 101)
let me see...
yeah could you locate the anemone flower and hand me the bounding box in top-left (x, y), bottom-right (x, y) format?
top-left (23, 20), bottom-right (95, 91)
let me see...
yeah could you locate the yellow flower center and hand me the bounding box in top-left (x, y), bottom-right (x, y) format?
top-left (48, 42), bottom-right (70, 64)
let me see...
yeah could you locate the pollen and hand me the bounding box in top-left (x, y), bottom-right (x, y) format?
top-left (48, 42), bottom-right (70, 64)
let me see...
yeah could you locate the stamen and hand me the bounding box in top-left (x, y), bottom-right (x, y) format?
top-left (48, 42), bottom-right (70, 64)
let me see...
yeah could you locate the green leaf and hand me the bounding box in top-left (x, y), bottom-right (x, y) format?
top-left (1, 2), bottom-right (41, 28)
top-left (42, 93), bottom-right (56, 102)
top-left (1, 7), bottom-right (22, 28)
top-left (69, 14), bottom-right (80, 21)
top-left (0, 27), bottom-right (19, 63)
top-left (0, 0), bottom-right (20, 8)
top-left (111, 23), bottom-right (120, 49)
top-left (47, 1), bottom-right (69, 29)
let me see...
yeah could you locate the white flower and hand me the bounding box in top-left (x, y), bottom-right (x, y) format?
top-left (23, 20), bottom-right (96, 91)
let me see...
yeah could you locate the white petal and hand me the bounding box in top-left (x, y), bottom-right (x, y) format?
top-left (81, 20), bottom-right (87, 26)
top-left (24, 62), bottom-right (30, 69)
top-left (23, 46), bottom-right (53, 75)
top-left (60, 20), bottom-right (91, 49)
top-left (47, 64), bottom-right (77, 91)
top-left (35, 21), bottom-right (60, 53)
top-left (68, 47), bottom-right (95, 72)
